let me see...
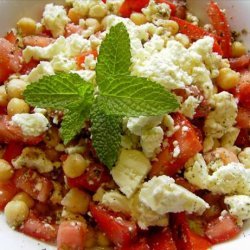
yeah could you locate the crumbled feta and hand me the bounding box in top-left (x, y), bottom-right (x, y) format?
top-left (11, 113), bottom-right (49, 137)
top-left (224, 195), bottom-right (250, 226)
top-left (111, 149), bottom-right (151, 198)
top-left (238, 148), bottom-right (250, 169)
top-left (51, 54), bottom-right (77, 72)
top-left (42, 4), bottom-right (70, 38)
top-left (162, 114), bottom-right (176, 136)
top-left (139, 176), bottom-right (209, 215)
top-left (12, 147), bottom-right (53, 173)
top-left (180, 96), bottom-right (201, 119)
top-left (106, 0), bottom-right (124, 14)
top-left (83, 54), bottom-right (97, 70)
top-left (220, 127), bottom-right (240, 148)
top-left (70, 69), bottom-right (96, 82)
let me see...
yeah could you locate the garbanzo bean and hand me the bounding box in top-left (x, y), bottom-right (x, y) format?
top-left (0, 159), bottom-right (13, 181)
top-left (6, 79), bottom-right (28, 99)
top-left (0, 85), bottom-right (8, 106)
top-left (12, 192), bottom-right (35, 208)
top-left (7, 98), bottom-right (30, 116)
top-left (130, 13), bottom-right (147, 25)
top-left (216, 68), bottom-right (240, 90)
top-left (17, 17), bottom-right (36, 36)
top-left (232, 41), bottom-right (247, 58)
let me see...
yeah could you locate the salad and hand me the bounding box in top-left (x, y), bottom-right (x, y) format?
top-left (0, 0), bottom-right (250, 249)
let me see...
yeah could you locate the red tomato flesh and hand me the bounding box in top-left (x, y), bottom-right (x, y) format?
top-left (23, 35), bottom-right (55, 48)
top-left (0, 180), bottom-right (18, 210)
top-left (3, 142), bottom-right (24, 163)
top-left (236, 107), bottom-right (250, 129)
top-left (229, 54), bottom-right (250, 71)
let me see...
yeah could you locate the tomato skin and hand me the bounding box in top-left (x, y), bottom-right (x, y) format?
top-left (20, 59), bottom-right (39, 75)
top-left (0, 180), bottom-right (18, 210)
top-left (236, 107), bottom-right (250, 129)
top-left (155, 0), bottom-right (176, 15)
top-left (238, 82), bottom-right (250, 109)
top-left (207, 1), bottom-right (232, 58)
top-left (4, 31), bottom-right (18, 44)
top-left (150, 113), bottom-right (203, 177)
top-left (14, 168), bottom-right (53, 202)
top-left (205, 214), bottom-right (240, 244)
top-left (67, 162), bottom-right (111, 192)
top-left (229, 54), bottom-right (250, 71)
top-left (119, 0), bottom-right (149, 17)
top-left (20, 212), bottom-right (58, 242)
top-left (23, 35), bottom-right (55, 48)
top-left (89, 203), bottom-right (138, 247)
top-left (3, 142), bottom-right (24, 163)
top-left (235, 128), bottom-right (250, 147)
top-left (175, 177), bottom-right (199, 193)
top-left (75, 50), bottom-right (98, 69)
top-left (117, 238), bottom-right (150, 250)
top-left (57, 221), bottom-right (87, 250)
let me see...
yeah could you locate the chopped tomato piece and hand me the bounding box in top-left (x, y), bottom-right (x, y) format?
top-left (172, 213), bottom-right (212, 250)
top-left (207, 1), bottom-right (232, 58)
top-left (150, 113), bottom-right (203, 177)
top-left (57, 221), bottom-right (87, 250)
top-left (20, 59), bottom-right (39, 75)
top-left (20, 212), bottom-right (58, 242)
top-left (75, 50), bottom-right (98, 69)
top-left (229, 54), bottom-right (250, 71)
top-left (149, 227), bottom-right (177, 250)
top-left (23, 35), bottom-right (55, 47)
top-left (238, 82), bottom-right (250, 109)
top-left (119, 0), bottom-right (149, 17)
top-left (236, 107), bottom-right (250, 129)
top-left (117, 238), bottom-right (150, 250)
top-left (205, 213), bottom-right (240, 244)
top-left (0, 106), bottom-right (6, 115)
top-left (170, 17), bottom-right (222, 55)
top-left (0, 180), bottom-right (18, 210)
top-left (65, 23), bottom-right (83, 37)
top-left (14, 168), bottom-right (53, 202)
top-left (4, 31), bottom-right (17, 44)
top-left (67, 162), bottom-right (111, 192)
top-left (89, 203), bottom-right (137, 246)
top-left (0, 115), bottom-right (44, 144)
top-left (175, 177), bottom-right (199, 193)
top-left (235, 128), bottom-right (250, 147)
top-left (155, 0), bottom-right (176, 15)
top-left (3, 142), bottom-right (24, 163)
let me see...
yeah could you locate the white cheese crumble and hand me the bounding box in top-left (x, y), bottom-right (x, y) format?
top-left (42, 4), bottom-right (70, 38)
top-left (180, 96), bottom-right (201, 119)
top-left (139, 176), bottom-right (209, 215)
top-left (111, 149), bottom-right (151, 198)
top-left (11, 113), bottom-right (49, 137)
top-left (238, 148), bottom-right (250, 169)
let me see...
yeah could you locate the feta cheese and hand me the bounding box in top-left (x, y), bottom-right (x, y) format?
top-left (11, 113), bottom-right (49, 137)
top-left (220, 127), bottom-right (240, 148)
top-left (70, 69), bottom-right (96, 82)
top-left (224, 195), bottom-right (250, 226)
top-left (238, 148), bottom-right (250, 169)
top-left (106, 0), bottom-right (124, 14)
top-left (42, 4), bottom-right (70, 38)
top-left (12, 147), bottom-right (53, 173)
top-left (51, 54), bottom-right (77, 72)
top-left (111, 149), bottom-right (151, 198)
top-left (139, 176), bottom-right (209, 215)
top-left (180, 96), bottom-right (201, 119)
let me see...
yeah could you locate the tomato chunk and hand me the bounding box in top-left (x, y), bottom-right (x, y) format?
top-left (0, 180), bottom-right (18, 210)
top-left (14, 168), bottom-right (53, 202)
top-left (119, 0), bottom-right (149, 17)
top-left (236, 107), bottom-right (250, 129)
top-left (207, 1), bottom-right (232, 58)
top-left (238, 82), bottom-right (250, 109)
top-left (89, 203), bottom-right (137, 247)
top-left (3, 142), bottom-right (24, 163)
top-left (75, 50), bottom-right (98, 69)
top-left (20, 212), bottom-right (58, 242)
top-left (205, 213), bottom-right (240, 244)
top-left (117, 238), bottom-right (150, 250)
top-left (67, 162), bottom-right (111, 192)
top-left (57, 221), bottom-right (87, 250)
top-left (23, 35), bottom-right (55, 48)
top-left (150, 113), bottom-right (203, 177)
top-left (230, 54), bottom-right (250, 71)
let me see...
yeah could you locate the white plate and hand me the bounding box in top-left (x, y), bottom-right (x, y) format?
top-left (0, 1), bottom-right (250, 249)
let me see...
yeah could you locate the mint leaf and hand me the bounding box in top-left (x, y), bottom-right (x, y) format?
top-left (24, 73), bottom-right (93, 143)
top-left (91, 105), bottom-right (122, 169)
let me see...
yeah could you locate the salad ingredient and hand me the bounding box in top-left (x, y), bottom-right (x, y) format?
top-left (12, 192), bottom-right (35, 208)
top-left (23, 36), bottom-right (55, 48)
top-left (231, 41), bottom-right (247, 58)
top-left (0, 181), bottom-right (18, 210)
top-left (0, 159), bottom-right (14, 181)
top-left (0, 85), bottom-right (8, 106)
top-left (238, 147), bottom-right (250, 168)
top-left (16, 17), bottom-right (37, 36)
top-left (216, 68), bottom-right (240, 90)
top-left (7, 98), bottom-right (30, 116)
top-left (5, 79), bottom-right (28, 99)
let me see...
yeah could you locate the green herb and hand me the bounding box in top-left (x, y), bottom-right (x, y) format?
top-left (24, 22), bottom-right (179, 168)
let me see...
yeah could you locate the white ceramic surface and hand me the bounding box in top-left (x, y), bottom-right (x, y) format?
top-left (0, 1), bottom-right (250, 249)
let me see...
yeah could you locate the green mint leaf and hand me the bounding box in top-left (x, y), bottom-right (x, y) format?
top-left (96, 22), bottom-right (131, 90)
top-left (24, 72), bottom-right (93, 144)
top-left (90, 105), bottom-right (122, 169)
top-left (97, 75), bottom-right (179, 117)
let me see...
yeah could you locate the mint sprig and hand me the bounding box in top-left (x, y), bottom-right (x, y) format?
top-left (24, 23), bottom-right (179, 168)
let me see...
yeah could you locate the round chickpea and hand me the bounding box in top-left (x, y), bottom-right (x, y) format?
top-left (4, 200), bottom-right (29, 228)
top-left (7, 98), bottom-right (30, 116)
top-left (68, 8), bottom-right (82, 24)
top-left (85, 18), bottom-right (101, 32)
top-left (17, 17), bottom-right (36, 36)
top-left (6, 79), bottom-right (28, 99)
top-left (130, 13), bottom-right (147, 25)
top-left (0, 85), bottom-right (8, 106)
top-left (63, 153), bottom-right (89, 178)
top-left (216, 68), bottom-right (240, 90)
top-left (0, 159), bottom-right (13, 181)
top-left (232, 41), bottom-right (247, 58)
top-left (12, 192), bottom-right (35, 208)
top-left (89, 5), bottom-right (107, 19)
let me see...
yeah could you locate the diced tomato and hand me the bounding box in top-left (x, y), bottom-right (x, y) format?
top-left (238, 82), bottom-right (250, 109)
top-left (229, 54), bottom-right (250, 71)
top-left (14, 168), bottom-right (53, 202)
top-left (20, 212), bottom-right (58, 242)
top-left (0, 38), bottom-right (22, 83)
top-left (89, 203), bottom-right (138, 247)
top-left (20, 59), bottom-right (39, 75)
top-left (117, 238), bottom-right (150, 250)
top-left (149, 227), bottom-right (177, 250)
top-left (0, 115), bottom-right (44, 144)
top-left (57, 221), bottom-right (87, 250)
top-left (236, 107), bottom-right (250, 129)
top-left (175, 177), bottom-right (199, 193)
top-left (65, 23), bottom-right (84, 37)
top-left (23, 35), bottom-right (55, 48)
top-left (205, 213), bottom-right (240, 244)
top-left (155, 0), bottom-right (176, 15)
top-left (0, 106), bottom-right (6, 114)
top-left (171, 213), bottom-right (212, 250)
top-left (4, 31), bottom-right (17, 44)
top-left (67, 162), bottom-right (111, 192)
top-left (119, 0), bottom-right (149, 17)
top-left (3, 142), bottom-right (24, 163)
top-left (235, 128), bottom-right (250, 147)
top-left (150, 113), bottom-right (203, 177)
top-left (170, 17), bottom-right (223, 55)
top-left (207, 1), bottom-right (232, 58)
top-left (0, 180), bottom-right (18, 210)
top-left (75, 50), bottom-right (98, 69)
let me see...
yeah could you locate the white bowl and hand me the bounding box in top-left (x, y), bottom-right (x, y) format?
top-left (0, 1), bottom-right (249, 249)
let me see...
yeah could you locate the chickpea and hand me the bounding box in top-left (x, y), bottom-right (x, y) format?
top-left (17, 17), bottom-right (36, 36)
top-left (97, 231), bottom-right (111, 247)
top-left (85, 226), bottom-right (96, 248)
top-left (12, 192), bottom-right (34, 208)
top-left (163, 20), bottom-right (179, 35)
top-left (68, 8), bottom-right (82, 24)
top-left (0, 159), bottom-right (13, 181)
top-left (232, 41), bottom-right (247, 58)
top-left (6, 79), bottom-right (28, 99)
top-left (63, 153), bottom-right (89, 178)
top-left (85, 18), bottom-right (101, 32)
top-left (61, 188), bottom-right (90, 214)
top-left (130, 13), bottom-right (147, 25)
top-left (0, 85), bottom-right (8, 107)
top-left (44, 127), bottom-right (60, 148)
top-left (7, 98), bottom-right (30, 116)
top-left (4, 200), bottom-right (29, 228)
top-left (89, 5), bottom-right (107, 19)
top-left (216, 68), bottom-right (240, 90)
top-left (175, 33), bottom-right (190, 48)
